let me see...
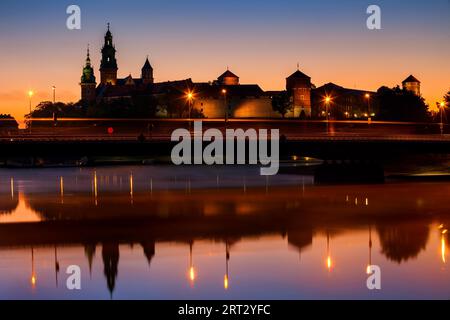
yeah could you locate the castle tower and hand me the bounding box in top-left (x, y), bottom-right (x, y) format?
top-left (217, 69), bottom-right (239, 86)
top-left (402, 75), bottom-right (420, 96)
top-left (286, 68), bottom-right (312, 118)
top-left (100, 23), bottom-right (118, 85)
top-left (80, 46), bottom-right (97, 104)
top-left (141, 57), bottom-right (154, 84)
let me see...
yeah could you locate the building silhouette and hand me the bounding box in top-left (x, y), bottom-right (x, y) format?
top-left (80, 25), bottom-right (419, 119)
top-left (402, 75), bottom-right (421, 96)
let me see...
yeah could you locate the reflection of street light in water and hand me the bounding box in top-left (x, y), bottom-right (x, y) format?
top-left (188, 242), bottom-right (196, 285)
top-left (367, 225), bottom-right (373, 274)
top-left (326, 232), bottom-right (332, 272)
top-left (130, 173), bottom-right (134, 205)
top-left (440, 227), bottom-right (447, 264)
top-left (10, 177), bottom-right (14, 200)
top-left (60, 176), bottom-right (64, 204)
top-left (30, 247), bottom-right (36, 288)
top-left (224, 242), bottom-right (230, 290)
top-left (55, 246), bottom-right (60, 287)
top-left (93, 171), bottom-right (98, 206)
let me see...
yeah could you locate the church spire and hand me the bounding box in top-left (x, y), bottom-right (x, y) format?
top-left (85, 44), bottom-right (91, 67)
top-left (80, 45), bottom-right (97, 104)
top-left (141, 56), bottom-right (154, 84)
top-left (100, 23), bottom-right (118, 85)
top-left (81, 45), bottom-right (95, 84)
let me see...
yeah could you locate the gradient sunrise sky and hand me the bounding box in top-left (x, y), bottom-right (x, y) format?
top-left (0, 0), bottom-right (449, 119)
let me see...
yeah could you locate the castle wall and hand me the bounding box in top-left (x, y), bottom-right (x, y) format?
top-left (194, 97), bottom-right (281, 119)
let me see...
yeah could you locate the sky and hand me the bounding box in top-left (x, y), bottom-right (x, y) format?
top-left (0, 0), bottom-right (449, 119)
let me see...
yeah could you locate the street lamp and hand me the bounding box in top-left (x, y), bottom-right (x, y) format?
top-left (186, 91), bottom-right (194, 130)
top-left (28, 90), bottom-right (34, 114)
top-left (324, 96), bottom-right (332, 133)
top-left (439, 101), bottom-right (446, 135)
top-left (365, 93), bottom-right (371, 121)
top-left (52, 86), bottom-right (56, 104)
top-left (222, 89), bottom-right (228, 123)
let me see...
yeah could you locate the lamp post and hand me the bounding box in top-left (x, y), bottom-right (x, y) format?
top-left (52, 86), bottom-right (56, 104)
top-left (222, 89), bottom-right (228, 123)
top-left (439, 101), bottom-right (446, 135)
top-left (28, 90), bottom-right (34, 133)
top-left (186, 91), bottom-right (194, 131)
top-left (325, 96), bottom-right (331, 134)
top-left (365, 93), bottom-right (371, 122)
top-left (28, 90), bottom-right (34, 114)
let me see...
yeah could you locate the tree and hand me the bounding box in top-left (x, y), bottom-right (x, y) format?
top-left (272, 91), bottom-right (293, 118)
top-left (439, 90), bottom-right (450, 122)
top-left (0, 114), bottom-right (18, 130)
top-left (376, 86), bottom-right (430, 122)
top-left (29, 101), bottom-right (86, 119)
top-left (445, 90), bottom-right (450, 104)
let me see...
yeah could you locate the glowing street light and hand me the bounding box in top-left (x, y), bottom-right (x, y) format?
top-left (365, 93), bottom-right (371, 121)
top-left (222, 89), bottom-right (228, 123)
top-left (324, 96), bottom-right (332, 133)
top-left (441, 231), bottom-right (447, 264)
top-left (28, 90), bottom-right (34, 114)
top-left (186, 91), bottom-right (195, 130)
top-left (439, 101), bottom-right (446, 135)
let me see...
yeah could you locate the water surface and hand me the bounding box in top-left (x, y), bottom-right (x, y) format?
top-left (0, 166), bottom-right (448, 299)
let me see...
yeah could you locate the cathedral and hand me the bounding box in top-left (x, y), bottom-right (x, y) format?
top-left (80, 25), bottom-right (420, 119)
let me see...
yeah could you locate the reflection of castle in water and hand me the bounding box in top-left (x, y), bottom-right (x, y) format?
top-left (1, 173), bottom-right (449, 295)
top-left (376, 223), bottom-right (429, 264)
top-left (102, 243), bottom-right (119, 296)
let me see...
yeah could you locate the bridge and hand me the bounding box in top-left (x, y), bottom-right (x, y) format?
top-left (1, 119), bottom-right (449, 183)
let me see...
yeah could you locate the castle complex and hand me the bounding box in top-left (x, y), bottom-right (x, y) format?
top-left (81, 26), bottom-right (421, 119)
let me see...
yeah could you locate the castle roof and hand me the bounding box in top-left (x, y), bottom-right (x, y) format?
top-left (194, 83), bottom-right (265, 97)
top-left (142, 58), bottom-right (153, 70)
top-left (287, 69), bottom-right (311, 80)
top-left (313, 82), bottom-right (376, 96)
top-left (218, 70), bottom-right (239, 80)
top-left (402, 75), bottom-right (420, 84)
